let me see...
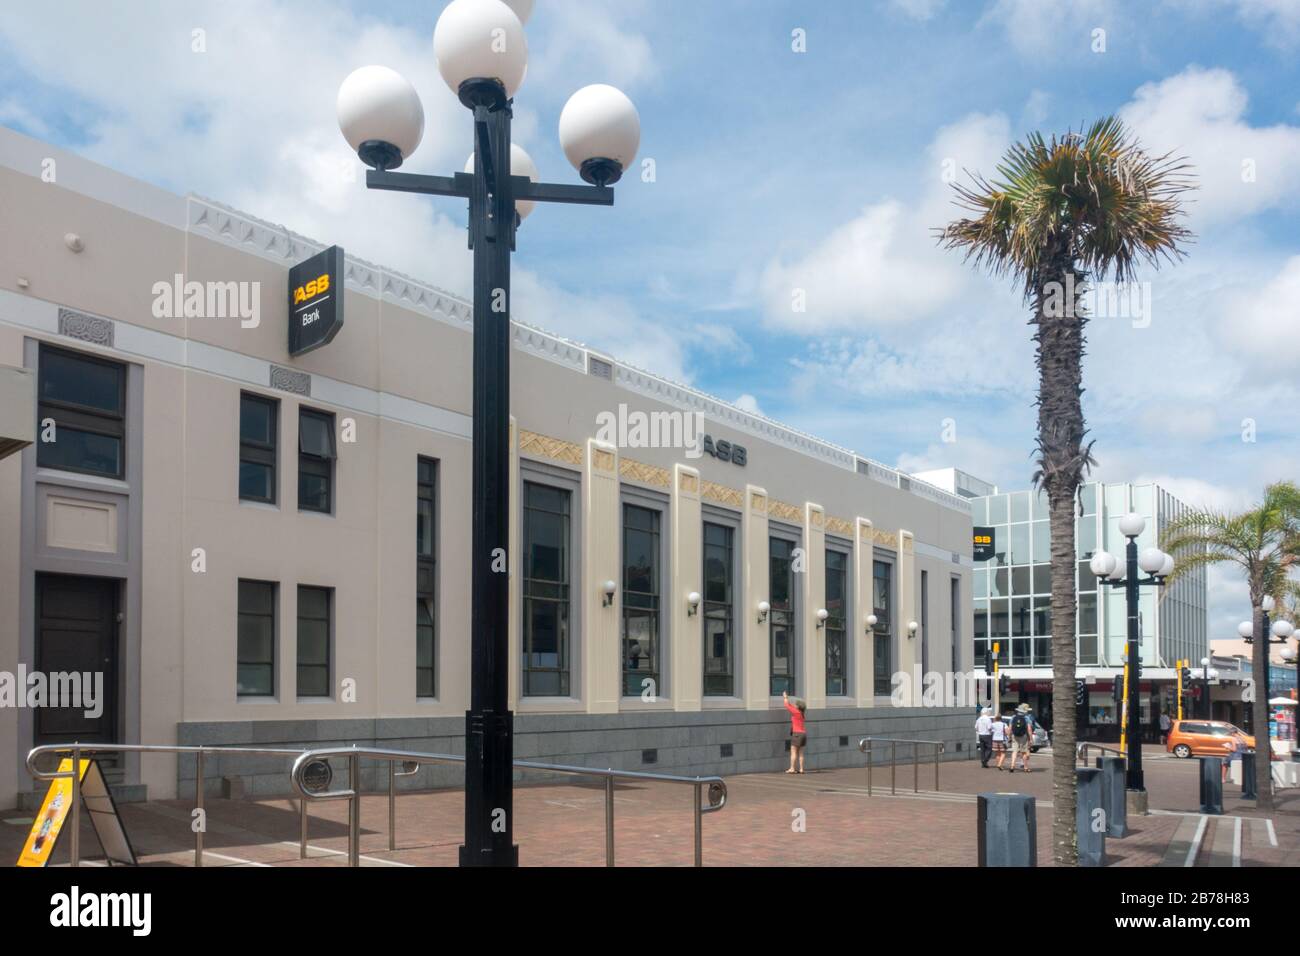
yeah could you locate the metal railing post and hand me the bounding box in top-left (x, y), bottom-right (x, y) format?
top-left (300, 797), bottom-right (308, 860)
top-left (913, 743), bottom-right (919, 793)
top-left (934, 743), bottom-right (940, 791)
top-left (605, 776), bottom-right (615, 867)
top-left (890, 739), bottom-right (897, 795)
top-left (348, 751), bottom-right (360, 867)
top-left (388, 760), bottom-right (396, 853)
top-left (867, 739), bottom-right (873, 796)
top-left (195, 749), bottom-right (205, 867)
top-left (693, 782), bottom-right (703, 868)
top-left (70, 743), bottom-right (81, 868)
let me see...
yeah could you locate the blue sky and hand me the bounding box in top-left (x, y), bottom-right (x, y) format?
top-left (3, 0), bottom-right (1299, 636)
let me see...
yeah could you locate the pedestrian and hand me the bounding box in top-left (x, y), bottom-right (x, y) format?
top-left (975, 707), bottom-right (994, 768)
top-left (1159, 711), bottom-right (1171, 745)
top-left (992, 712), bottom-right (1008, 770)
top-left (783, 690), bottom-right (807, 774)
top-left (1010, 703), bottom-right (1036, 773)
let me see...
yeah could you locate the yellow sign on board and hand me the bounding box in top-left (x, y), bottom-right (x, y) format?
top-left (17, 758), bottom-right (88, 867)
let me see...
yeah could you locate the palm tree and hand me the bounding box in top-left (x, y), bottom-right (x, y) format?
top-left (1162, 482), bottom-right (1300, 810)
top-left (937, 117), bottom-right (1194, 864)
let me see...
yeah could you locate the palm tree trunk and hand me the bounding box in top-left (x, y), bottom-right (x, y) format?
top-left (1251, 603), bottom-right (1272, 810)
top-left (1034, 250), bottom-right (1089, 866)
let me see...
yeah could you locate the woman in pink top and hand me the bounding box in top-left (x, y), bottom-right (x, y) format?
top-left (783, 690), bottom-right (807, 774)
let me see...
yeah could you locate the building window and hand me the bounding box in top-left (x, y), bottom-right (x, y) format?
top-left (873, 560), bottom-right (893, 696)
top-left (298, 407), bottom-right (336, 513)
top-left (921, 570), bottom-right (929, 677)
top-left (237, 580), bottom-right (276, 697)
top-left (622, 503), bottom-right (661, 697)
top-left (417, 457), bottom-right (437, 698)
top-left (523, 481), bottom-right (571, 696)
top-left (769, 536), bottom-right (797, 695)
top-left (950, 576), bottom-right (961, 674)
top-left (826, 549), bottom-right (848, 697)
top-left (297, 585), bottom-right (332, 698)
top-left (703, 521), bottom-right (735, 697)
top-left (239, 393), bottom-right (278, 503)
top-left (36, 345), bottom-right (126, 478)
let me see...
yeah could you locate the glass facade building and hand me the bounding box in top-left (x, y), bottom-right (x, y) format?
top-left (971, 481), bottom-right (1207, 674)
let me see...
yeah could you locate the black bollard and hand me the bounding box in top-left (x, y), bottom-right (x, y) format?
top-left (977, 792), bottom-right (1036, 867)
top-left (1095, 756), bottom-right (1128, 838)
top-left (1240, 751), bottom-right (1257, 800)
top-left (1199, 756), bottom-right (1224, 814)
top-left (1075, 767), bottom-right (1106, 867)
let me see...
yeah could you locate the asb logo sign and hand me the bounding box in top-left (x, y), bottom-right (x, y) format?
top-left (289, 245), bottom-right (344, 356)
top-left (973, 526), bottom-right (995, 562)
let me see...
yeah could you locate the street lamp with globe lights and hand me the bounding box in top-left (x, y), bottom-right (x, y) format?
top-left (336, 0), bottom-right (640, 867)
top-left (1240, 598), bottom-right (1294, 735)
top-left (1089, 513), bottom-right (1174, 793)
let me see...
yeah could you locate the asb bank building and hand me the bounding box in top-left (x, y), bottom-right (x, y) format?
top-left (0, 127), bottom-right (975, 808)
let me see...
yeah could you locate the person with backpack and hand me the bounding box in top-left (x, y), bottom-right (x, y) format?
top-left (1009, 703), bottom-right (1035, 773)
top-left (991, 712), bottom-right (1009, 770)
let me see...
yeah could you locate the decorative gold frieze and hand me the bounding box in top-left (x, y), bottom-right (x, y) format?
top-left (592, 448), bottom-right (616, 474)
top-left (769, 499), bottom-right (802, 523)
top-left (872, 528), bottom-right (899, 547)
top-left (701, 480), bottom-right (744, 508)
top-left (678, 472), bottom-right (699, 494)
top-left (621, 458), bottom-right (672, 489)
top-left (750, 492), bottom-right (767, 514)
top-left (519, 430), bottom-right (583, 466)
top-left (810, 510), bottom-right (824, 530)
top-left (826, 516), bottom-right (854, 537)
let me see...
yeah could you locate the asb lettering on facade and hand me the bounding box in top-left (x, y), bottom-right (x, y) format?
top-left (701, 434), bottom-right (747, 466)
top-left (288, 245), bottom-right (344, 356)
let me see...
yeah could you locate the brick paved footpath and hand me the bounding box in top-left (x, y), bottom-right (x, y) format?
top-left (4, 746), bottom-right (1297, 867)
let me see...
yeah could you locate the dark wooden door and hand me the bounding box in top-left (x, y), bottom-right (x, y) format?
top-left (34, 573), bottom-right (118, 743)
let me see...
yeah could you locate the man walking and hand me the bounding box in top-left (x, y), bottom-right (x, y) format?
top-left (1159, 710), bottom-right (1171, 745)
top-left (1009, 703), bottom-right (1035, 773)
top-left (975, 707), bottom-right (994, 768)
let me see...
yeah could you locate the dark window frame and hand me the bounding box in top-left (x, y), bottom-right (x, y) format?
top-left (237, 579), bottom-right (277, 698)
top-left (873, 559), bottom-right (894, 697)
top-left (36, 344), bottom-right (127, 479)
top-left (239, 392), bottom-right (278, 504)
top-left (417, 457), bottom-right (437, 698)
top-left (702, 517), bottom-right (738, 698)
top-left (825, 546), bottom-right (850, 697)
top-left (621, 501), bottom-right (662, 699)
top-left (522, 480), bottom-right (573, 697)
top-left (297, 406), bottom-right (336, 514)
top-left (768, 532), bottom-right (799, 696)
top-left (296, 584), bottom-right (333, 699)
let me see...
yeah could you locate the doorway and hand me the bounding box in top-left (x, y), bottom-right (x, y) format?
top-left (34, 573), bottom-right (119, 744)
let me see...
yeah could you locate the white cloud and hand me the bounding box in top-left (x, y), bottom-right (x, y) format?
top-left (981, 0), bottom-right (1119, 58)
top-left (1118, 67), bottom-right (1300, 226)
top-left (1214, 254), bottom-right (1300, 371)
top-left (887, 0), bottom-right (947, 20)
top-left (734, 393), bottom-right (764, 415)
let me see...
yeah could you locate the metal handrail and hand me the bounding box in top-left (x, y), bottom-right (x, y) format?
top-left (857, 737), bottom-right (946, 795)
top-left (26, 743), bottom-right (310, 868)
top-left (1076, 742), bottom-right (1127, 766)
top-left (291, 745), bottom-right (728, 867)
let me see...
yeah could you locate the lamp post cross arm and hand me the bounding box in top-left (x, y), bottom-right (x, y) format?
top-left (366, 169), bottom-right (613, 208)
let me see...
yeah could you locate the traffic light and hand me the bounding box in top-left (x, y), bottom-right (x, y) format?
top-left (998, 674), bottom-right (1009, 697)
top-left (1075, 679), bottom-right (1086, 706)
top-left (984, 647), bottom-right (993, 675)
top-left (1112, 674), bottom-right (1124, 710)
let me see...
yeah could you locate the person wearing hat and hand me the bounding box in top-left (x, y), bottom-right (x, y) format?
top-left (1009, 703), bottom-right (1037, 773)
top-left (975, 707), bottom-right (994, 768)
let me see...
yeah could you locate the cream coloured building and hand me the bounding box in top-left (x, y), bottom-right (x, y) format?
top-left (0, 126), bottom-right (975, 808)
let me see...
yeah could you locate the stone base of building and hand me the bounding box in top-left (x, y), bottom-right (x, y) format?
top-left (175, 707), bottom-right (977, 798)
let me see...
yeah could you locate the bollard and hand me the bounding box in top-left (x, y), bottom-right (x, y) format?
top-left (977, 793), bottom-right (1036, 867)
top-left (1075, 768), bottom-right (1106, 867)
top-left (1240, 751), bottom-right (1257, 800)
top-left (1095, 756), bottom-right (1128, 838)
top-left (1199, 756), bottom-right (1224, 815)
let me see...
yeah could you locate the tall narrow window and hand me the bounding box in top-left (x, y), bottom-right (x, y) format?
top-left (703, 521), bottom-right (735, 696)
top-left (37, 345), bottom-right (126, 478)
top-left (921, 570), bottom-right (929, 677)
top-left (950, 576), bottom-right (961, 674)
top-left (825, 550), bottom-right (848, 697)
top-left (769, 536), bottom-right (796, 695)
top-left (622, 503), bottom-right (661, 697)
top-left (297, 585), bottom-right (332, 698)
top-left (523, 482), bottom-right (571, 696)
top-left (873, 560), bottom-right (893, 696)
top-left (237, 580), bottom-right (276, 696)
top-left (298, 407), bottom-right (336, 513)
top-left (417, 457), bottom-right (437, 698)
top-left (239, 392), bottom-right (278, 502)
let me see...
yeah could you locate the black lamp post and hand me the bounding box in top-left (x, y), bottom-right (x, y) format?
top-left (1091, 513), bottom-right (1173, 793)
top-left (1239, 598), bottom-right (1292, 735)
top-left (335, 0), bottom-right (640, 867)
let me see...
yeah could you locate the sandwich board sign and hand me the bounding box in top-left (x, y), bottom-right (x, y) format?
top-left (288, 245), bottom-right (345, 356)
top-left (16, 758), bottom-right (136, 867)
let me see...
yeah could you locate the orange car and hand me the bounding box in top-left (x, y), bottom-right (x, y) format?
top-left (1166, 719), bottom-right (1255, 758)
